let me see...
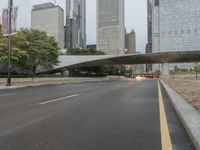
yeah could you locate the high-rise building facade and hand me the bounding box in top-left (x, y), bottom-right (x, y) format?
top-left (31, 3), bottom-right (64, 49)
top-left (97, 0), bottom-right (125, 55)
top-left (146, 0), bottom-right (153, 72)
top-left (146, 0), bottom-right (152, 54)
top-left (152, 0), bottom-right (163, 71)
top-left (125, 30), bottom-right (136, 54)
top-left (65, 0), bottom-right (86, 49)
top-left (149, 0), bottom-right (200, 71)
top-left (159, 0), bottom-right (200, 52)
top-left (151, 0), bottom-right (160, 54)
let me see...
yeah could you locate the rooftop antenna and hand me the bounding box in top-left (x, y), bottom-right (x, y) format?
top-left (53, 0), bottom-right (56, 5)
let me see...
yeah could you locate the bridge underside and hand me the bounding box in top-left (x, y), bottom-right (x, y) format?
top-left (37, 51), bottom-right (200, 74)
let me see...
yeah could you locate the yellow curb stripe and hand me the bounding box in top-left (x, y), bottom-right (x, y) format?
top-left (157, 80), bottom-right (173, 150)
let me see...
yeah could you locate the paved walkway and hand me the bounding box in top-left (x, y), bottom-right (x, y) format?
top-left (0, 76), bottom-right (126, 89)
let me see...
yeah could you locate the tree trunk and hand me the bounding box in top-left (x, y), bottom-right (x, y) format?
top-left (32, 66), bottom-right (36, 82)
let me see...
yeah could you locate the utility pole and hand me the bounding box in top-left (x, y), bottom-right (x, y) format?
top-left (7, 0), bottom-right (13, 86)
top-left (195, 63), bottom-right (198, 79)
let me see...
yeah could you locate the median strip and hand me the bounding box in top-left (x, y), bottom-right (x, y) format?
top-left (157, 81), bottom-right (173, 150)
top-left (39, 94), bottom-right (80, 105)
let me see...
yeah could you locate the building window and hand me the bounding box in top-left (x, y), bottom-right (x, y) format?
top-left (188, 29), bottom-right (191, 33)
top-left (155, 0), bottom-right (159, 6)
top-left (181, 30), bottom-right (184, 34)
top-left (194, 29), bottom-right (198, 33)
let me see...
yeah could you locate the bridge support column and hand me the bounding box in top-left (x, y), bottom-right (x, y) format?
top-left (162, 63), bottom-right (170, 78)
top-left (61, 70), bottom-right (69, 77)
top-left (152, 64), bottom-right (162, 73)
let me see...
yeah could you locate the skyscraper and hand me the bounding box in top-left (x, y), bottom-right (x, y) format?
top-left (150, 0), bottom-right (200, 72)
top-left (31, 3), bottom-right (64, 49)
top-left (146, 0), bottom-right (153, 72)
top-left (97, 0), bottom-right (125, 55)
top-left (65, 0), bottom-right (86, 49)
top-left (159, 0), bottom-right (200, 52)
top-left (146, 0), bottom-right (152, 54)
top-left (125, 29), bottom-right (136, 54)
top-left (151, 0), bottom-right (160, 54)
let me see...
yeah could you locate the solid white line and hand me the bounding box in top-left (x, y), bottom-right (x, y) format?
top-left (39, 94), bottom-right (80, 105)
top-left (0, 93), bottom-right (17, 97)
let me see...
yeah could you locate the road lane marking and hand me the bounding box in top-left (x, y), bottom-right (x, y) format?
top-left (112, 84), bottom-right (121, 88)
top-left (39, 94), bottom-right (80, 105)
top-left (112, 84), bottom-right (133, 88)
top-left (157, 81), bottom-right (173, 150)
top-left (0, 93), bottom-right (17, 97)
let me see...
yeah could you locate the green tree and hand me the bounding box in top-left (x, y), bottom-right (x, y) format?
top-left (13, 28), bottom-right (59, 76)
top-left (0, 24), bottom-right (27, 66)
top-left (198, 65), bottom-right (200, 73)
top-left (0, 24), bottom-right (7, 63)
top-left (66, 48), bottom-right (106, 55)
top-left (102, 65), bottom-right (126, 75)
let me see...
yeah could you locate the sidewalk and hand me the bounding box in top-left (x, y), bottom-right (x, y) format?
top-left (161, 80), bottom-right (200, 150)
top-left (0, 76), bottom-right (128, 90)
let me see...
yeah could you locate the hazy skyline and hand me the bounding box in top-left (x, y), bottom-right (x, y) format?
top-left (0, 0), bottom-right (147, 52)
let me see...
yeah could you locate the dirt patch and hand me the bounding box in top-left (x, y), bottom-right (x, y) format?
top-left (163, 77), bottom-right (200, 110)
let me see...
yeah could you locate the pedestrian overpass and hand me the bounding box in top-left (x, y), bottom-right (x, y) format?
top-left (37, 51), bottom-right (200, 74)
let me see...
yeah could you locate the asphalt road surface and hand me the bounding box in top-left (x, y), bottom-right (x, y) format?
top-left (0, 80), bottom-right (195, 150)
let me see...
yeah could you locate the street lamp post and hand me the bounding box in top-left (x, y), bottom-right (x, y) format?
top-left (195, 64), bottom-right (198, 79)
top-left (7, 0), bottom-right (13, 86)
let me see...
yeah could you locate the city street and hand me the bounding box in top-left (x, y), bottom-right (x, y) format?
top-left (0, 80), bottom-right (195, 150)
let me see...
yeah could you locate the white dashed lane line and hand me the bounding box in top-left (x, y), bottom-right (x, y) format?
top-left (39, 94), bottom-right (80, 105)
top-left (0, 93), bottom-right (17, 97)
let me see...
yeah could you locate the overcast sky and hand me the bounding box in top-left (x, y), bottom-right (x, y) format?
top-left (0, 0), bottom-right (147, 52)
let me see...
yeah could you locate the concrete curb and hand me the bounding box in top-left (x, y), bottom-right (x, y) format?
top-left (161, 80), bottom-right (200, 150)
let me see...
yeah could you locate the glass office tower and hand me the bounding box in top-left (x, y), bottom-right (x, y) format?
top-left (97, 0), bottom-right (125, 55)
top-left (66, 0), bottom-right (86, 49)
top-left (146, 0), bottom-right (153, 72)
top-left (150, 0), bottom-right (200, 71)
top-left (159, 0), bottom-right (200, 52)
